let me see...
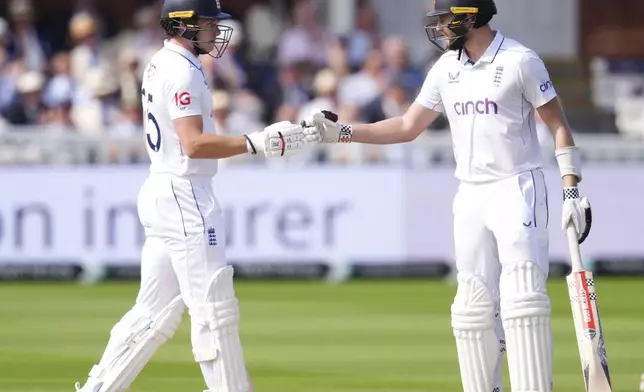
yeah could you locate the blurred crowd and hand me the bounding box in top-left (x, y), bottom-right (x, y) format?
top-left (0, 0), bottom-right (456, 164)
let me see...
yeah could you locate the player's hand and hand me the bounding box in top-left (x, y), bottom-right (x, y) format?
top-left (244, 121), bottom-right (316, 157)
top-left (302, 110), bottom-right (353, 144)
top-left (561, 187), bottom-right (592, 244)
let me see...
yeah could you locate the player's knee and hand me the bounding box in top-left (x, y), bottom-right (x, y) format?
top-left (189, 266), bottom-right (240, 362)
top-left (109, 305), bottom-right (150, 338)
top-left (500, 261), bottom-right (550, 320)
top-left (451, 273), bottom-right (496, 330)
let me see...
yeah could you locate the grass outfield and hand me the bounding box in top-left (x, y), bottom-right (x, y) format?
top-left (0, 278), bottom-right (642, 392)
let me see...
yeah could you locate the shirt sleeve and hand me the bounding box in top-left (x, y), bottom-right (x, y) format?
top-left (519, 51), bottom-right (557, 108)
top-left (414, 62), bottom-right (444, 112)
top-left (166, 67), bottom-right (203, 120)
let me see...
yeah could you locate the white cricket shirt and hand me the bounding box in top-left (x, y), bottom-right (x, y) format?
top-left (141, 40), bottom-right (217, 177)
top-left (416, 31), bottom-right (557, 183)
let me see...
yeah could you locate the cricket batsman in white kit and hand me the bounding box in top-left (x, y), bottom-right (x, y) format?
top-left (74, 1), bottom-right (314, 391)
top-left (305, 0), bottom-right (592, 391)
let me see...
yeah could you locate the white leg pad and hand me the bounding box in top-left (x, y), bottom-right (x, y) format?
top-left (191, 266), bottom-right (250, 392)
top-left (451, 273), bottom-right (502, 392)
top-left (87, 295), bottom-right (185, 392)
top-left (501, 261), bottom-right (553, 392)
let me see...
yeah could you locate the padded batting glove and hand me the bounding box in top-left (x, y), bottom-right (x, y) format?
top-left (302, 110), bottom-right (353, 144)
top-left (561, 187), bottom-right (592, 244)
top-left (244, 121), bottom-right (316, 157)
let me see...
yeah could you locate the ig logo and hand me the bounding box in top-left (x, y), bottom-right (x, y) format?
top-left (174, 92), bottom-right (191, 106)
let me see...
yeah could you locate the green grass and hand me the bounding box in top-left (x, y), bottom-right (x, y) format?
top-left (0, 278), bottom-right (642, 391)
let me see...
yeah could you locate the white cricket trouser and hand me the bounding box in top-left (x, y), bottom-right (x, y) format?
top-left (453, 169), bottom-right (550, 292)
top-left (452, 169), bottom-right (550, 391)
top-left (136, 174), bottom-right (227, 311)
top-left (93, 174), bottom-right (231, 388)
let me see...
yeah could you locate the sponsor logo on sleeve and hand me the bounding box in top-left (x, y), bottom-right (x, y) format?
top-left (174, 92), bottom-right (191, 109)
top-left (540, 80), bottom-right (554, 93)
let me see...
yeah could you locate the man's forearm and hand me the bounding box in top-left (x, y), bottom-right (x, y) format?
top-left (351, 116), bottom-right (413, 144)
top-left (186, 134), bottom-right (248, 159)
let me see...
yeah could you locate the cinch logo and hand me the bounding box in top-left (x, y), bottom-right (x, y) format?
top-left (540, 80), bottom-right (553, 92)
top-left (454, 99), bottom-right (499, 115)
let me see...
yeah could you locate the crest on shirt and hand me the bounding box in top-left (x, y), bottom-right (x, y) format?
top-left (146, 64), bottom-right (156, 79)
top-left (207, 227), bottom-right (217, 246)
top-left (493, 66), bottom-right (504, 87)
top-left (448, 71), bottom-right (460, 83)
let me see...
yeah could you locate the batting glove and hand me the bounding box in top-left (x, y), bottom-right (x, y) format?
top-left (244, 121), bottom-right (316, 157)
top-left (561, 187), bottom-right (592, 244)
top-left (302, 110), bottom-right (353, 144)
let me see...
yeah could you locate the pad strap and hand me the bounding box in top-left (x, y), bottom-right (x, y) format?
top-left (191, 298), bottom-right (241, 362)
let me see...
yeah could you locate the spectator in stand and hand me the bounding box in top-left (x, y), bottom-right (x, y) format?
top-left (42, 52), bottom-right (75, 132)
top-left (0, 20), bottom-right (17, 115)
top-left (298, 68), bottom-right (339, 125)
top-left (112, 104), bottom-right (142, 139)
top-left (6, 0), bottom-right (49, 72)
top-left (108, 103), bottom-right (144, 163)
top-left (345, 0), bottom-right (379, 71)
top-left (360, 78), bottom-right (411, 163)
top-left (277, 0), bottom-right (332, 67)
top-left (3, 70), bottom-right (45, 125)
top-left (132, 5), bottom-right (165, 67)
top-left (42, 97), bottom-right (74, 131)
top-left (327, 40), bottom-right (351, 80)
top-left (381, 36), bottom-right (424, 97)
top-left (116, 48), bottom-right (142, 109)
top-left (338, 49), bottom-right (386, 110)
top-left (43, 52), bottom-right (75, 115)
top-left (244, 3), bottom-right (283, 62)
top-left (231, 89), bottom-right (266, 133)
top-left (273, 63), bottom-right (310, 122)
top-left (71, 67), bottom-right (120, 135)
top-left (68, 12), bottom-right (104, 85)
top-left (361, 78), bottom-right (409, 124)
top-left (294, 68), bottom-right (340, 164)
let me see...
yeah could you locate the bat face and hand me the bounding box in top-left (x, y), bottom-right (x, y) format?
top-left (567, 270), bottom-right (612, 392)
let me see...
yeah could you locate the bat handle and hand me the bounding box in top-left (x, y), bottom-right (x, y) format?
top-left (566, 225), bottom-right (585, 272)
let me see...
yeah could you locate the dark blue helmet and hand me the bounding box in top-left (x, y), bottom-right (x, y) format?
top-left (160, 0), bottom-right (233, 57)
top-left (425, 0), bottom-right (497, 52)
top-left (161, 0), bottom-right (232, 21)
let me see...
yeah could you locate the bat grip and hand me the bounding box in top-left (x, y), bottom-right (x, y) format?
top-left (566, 225), bottom-right (585, 272)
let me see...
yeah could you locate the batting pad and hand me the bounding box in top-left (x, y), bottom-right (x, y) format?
top-left (91, 295), bottom-right (185, 392)
top-left (451, 273), bottom-right (502, 392)
top-left (501, 261), bottom-right (553, 392)
top-left (191, 265), bottom-right (251, 392)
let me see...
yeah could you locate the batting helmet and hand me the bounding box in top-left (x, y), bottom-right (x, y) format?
top-left (425, 0), bottom-right (497, 53)
top-left (160, 0), bottom-right (233, 57)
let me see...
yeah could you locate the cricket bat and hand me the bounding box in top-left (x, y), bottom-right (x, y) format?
top-left (566, 225), bottom-right (612, 392)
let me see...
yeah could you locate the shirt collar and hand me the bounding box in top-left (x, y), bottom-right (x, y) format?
top-left (163, 39), bottom-right (202, 69)
top-left (459, 31), bottom-right (505, 66)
